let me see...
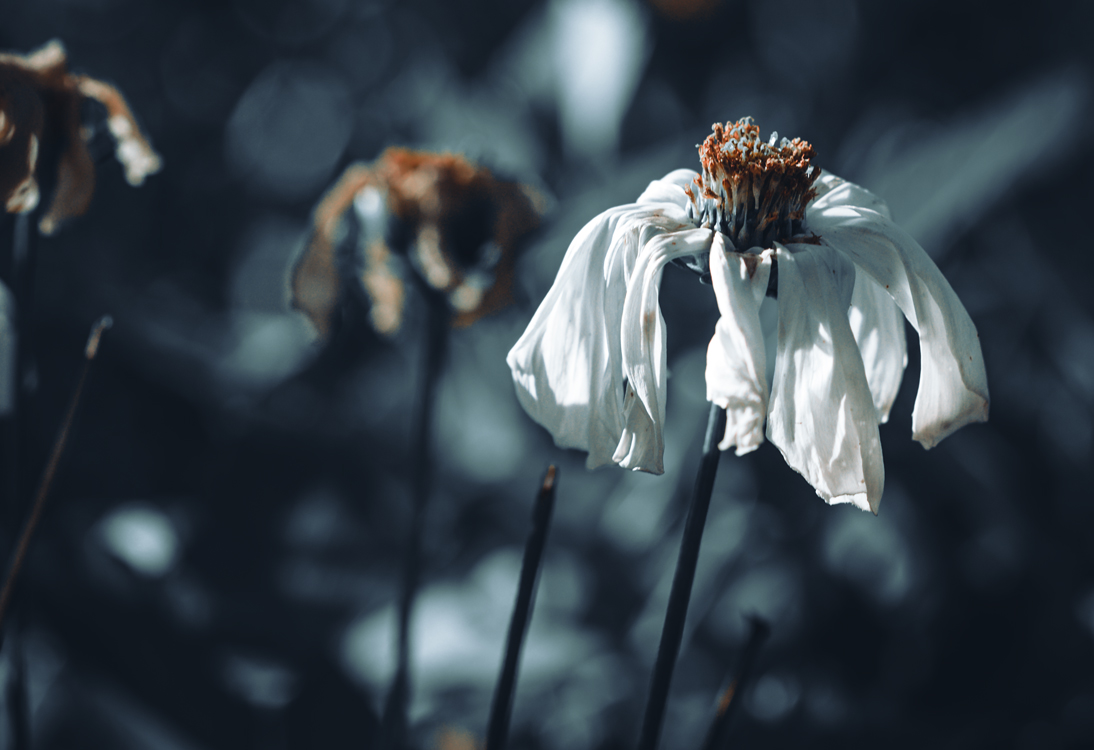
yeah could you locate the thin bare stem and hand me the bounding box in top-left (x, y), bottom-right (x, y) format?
top-left (0, 315), bottom-right (112, 630)
top-left (4, 614), bottom-right (29, 750)
top-left (3, 211), bottom-right (37, 750)
top-left (486, 465), bottom-right (558, 750)
top-left (381, 292), bottom-right (449, 749)
top-left (637, 401), bottom-right (726, 750)
top-left (4, 212), bottom-right (35, 533)
top-left (701, 616), bottom-right (771, 750)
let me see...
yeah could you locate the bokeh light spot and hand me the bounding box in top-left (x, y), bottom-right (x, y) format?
top-left (226, 61), bottom-right (352, 200)
top-left (100, 505), bottom-right (179, 578)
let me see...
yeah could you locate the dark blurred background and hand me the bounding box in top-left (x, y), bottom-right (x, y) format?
top-left (1, 0), bottom-right (1093, 747)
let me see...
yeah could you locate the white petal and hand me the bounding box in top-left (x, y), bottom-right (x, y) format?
top-left (507, 202), bottom-right (694, 470)
top-left (810, 170), bottom-right (844, 201)
top-left (636, 168), bottom-right (699, 208)
top-left (849, 272), bottom-right (907, 423)
top-left (810, 171), bottom-right (891, 218)
top-left (807, 204), bottom-right (989, 448)
top-left (766, 243), bottom-right (885, 513)
top-left (706, 234), bottom-right (773, 455)
top-left (615, 226), bottom-right (715, 472)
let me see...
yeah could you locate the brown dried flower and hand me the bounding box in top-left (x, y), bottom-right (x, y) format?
top-left (0, 39), bottom-right (161, 235)
top-left (292, 147), bottom-right (543, 338)
top-left (434, 727), bottom-right (480, 750)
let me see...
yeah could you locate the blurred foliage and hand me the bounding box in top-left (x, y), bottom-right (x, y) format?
top-left (0, 0), bottom-right (1093, 748)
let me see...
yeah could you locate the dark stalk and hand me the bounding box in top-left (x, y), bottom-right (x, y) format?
top-left (700, 616), bottom-right (771, 750)
top-left (4, 212), bottom-right (35, 539)
top-left (3, 212), bottom-right (37, 750)
top-left (485, 465), bottom-right (558, 750)
top-left (0, 315), bottom-right (112, 630)
top-left (5, 612), bottom-right (29, 750)
top-left (381, 292), bottom-right (449, 749)
top-left (636, 401), bottom-right (726, 750)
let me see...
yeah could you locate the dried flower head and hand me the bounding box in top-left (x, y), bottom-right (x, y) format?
top-left (688, 116), bottom-right (819, 250)
top-left (0, 40), bottom-right (161, 234)
top-left (292, 147), bottom-right (543, 338)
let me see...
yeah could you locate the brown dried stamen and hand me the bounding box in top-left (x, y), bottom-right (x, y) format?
top-left (686, 117), bottom-right (819, 250)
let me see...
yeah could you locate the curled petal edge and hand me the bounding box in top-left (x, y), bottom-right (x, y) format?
top-left (636, 168), bottom-right (699, 208)
top-left (507, 201), bottom-right (696, 472)
top-left (808, 204), bottom-right (989, 449)
top-left (705, 234), bottom-right (773, 455)
top-left (615, 226), bottom-right (715, 473)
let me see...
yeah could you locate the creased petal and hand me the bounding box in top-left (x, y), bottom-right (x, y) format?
top-left (849, 272), bottom-right (907, 423)
top-left (767, 243), bottom-right (885, 513)
top-left (706, 234), bottom-right (773, 454)
top-left (615, 226), bottom-right (715, 472)
top-left (807, 203), bottom-right (989, 448)
top-left (811, 171), bottom-right (891, 218)
top-left (636, 169), bottom-right (699, 208)
top-left (507, 201), bottom-right (694, 470)
top-left (810, 170), bottom-right (844, 202)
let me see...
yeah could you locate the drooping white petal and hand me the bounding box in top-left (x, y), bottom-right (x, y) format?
top-left (507, 201), bottom-right (695, 470)
top-left (849, 272), bottom-right (907, 423)
top-left (811, 171), bottom-right (891, 218)
top-left (807, 203), bottom-right (989, 448)
top-left (636, 168), bottom-right (698, 207)
top-left (615, 226), bottom-right (715, 472)
top-left (705, 234), bottom-right (773, 454)
top-left (766, 243), bottom-right (885, 513)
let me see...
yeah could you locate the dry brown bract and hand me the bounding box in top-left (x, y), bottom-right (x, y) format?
top-left (292, 147), bottom-right (543, 338)
top-left (0, 40), bottom-right (161, 234)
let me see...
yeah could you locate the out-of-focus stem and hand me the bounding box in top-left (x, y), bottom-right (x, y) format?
top-left (381, 291), bottom-right (448, 749)
top-left (701, 616), bottom-right (771, 750)
top-left (4, 213), bottom-right (35, 539)
top-left (0, 315), bottom-right (112, 631)
top-left (637, 401), bottom-right (726, 750)
top-left (485, 465), bottom-right (558, 750)
top-left (3, 212), bottom-right (36, 750)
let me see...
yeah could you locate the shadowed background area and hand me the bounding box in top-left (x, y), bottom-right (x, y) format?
top-left (1, 0), bottom-right (1093, 747)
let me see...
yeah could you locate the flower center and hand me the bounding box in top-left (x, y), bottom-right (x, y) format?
top-left (686, 117), bottom-right (820, 250)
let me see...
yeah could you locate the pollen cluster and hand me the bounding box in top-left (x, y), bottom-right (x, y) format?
top-left (687, 117), bottom-right (819, 250)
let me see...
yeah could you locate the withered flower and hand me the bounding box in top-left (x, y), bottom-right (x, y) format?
top-left (0, 39), bottom-right (161, 235)
top-left (507, 118), bottom-right (989, 513)
top-left (292, 147), bottom-right (543, 339)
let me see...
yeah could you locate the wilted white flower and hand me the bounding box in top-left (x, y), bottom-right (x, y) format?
top-left (507, 118), bottom-right (988, 513)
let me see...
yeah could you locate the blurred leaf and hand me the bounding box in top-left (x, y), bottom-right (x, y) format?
top-left (853, 69), bottom-right (1089, 255)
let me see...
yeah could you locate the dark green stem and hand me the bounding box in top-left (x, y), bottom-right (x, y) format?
top-left (0, 316), bottom-right (112, 631)
top-left (485, 465), bottom-right (558, 750)
top-left (4, 212), bottom-right (34, 545)
top-left (701, 616), bottom-right (771, 750)
top-left (381, 293), bottom-right (448, 749)
top-left (637, 401), bottom-right (726, 750)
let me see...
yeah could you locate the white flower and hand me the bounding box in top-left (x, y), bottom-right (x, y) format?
top-left (507, 119), bottom-right (988, 513)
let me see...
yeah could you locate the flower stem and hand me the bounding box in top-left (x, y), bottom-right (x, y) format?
top-left (485, 465), bottom-right (558, 750)
top-left (700, 616), bottom-right (771, 750)
top-left (4, 212), bottom-right (35, 543)
top-left (0, 315), bottom-right (112, 632)
top-left (2, 212), bottom-right (36, 750)
top-left (4, 615), bottom-right (29, 750)
top-left (637, 401), bottom-right (726, 750)
top-left (381, 291), bottom-right (449, 748)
